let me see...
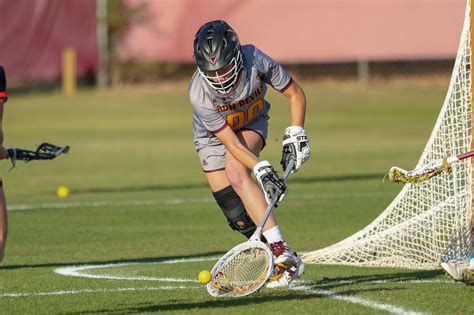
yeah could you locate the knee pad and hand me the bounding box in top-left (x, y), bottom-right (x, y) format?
top-left (212, 185), bottom-right (257, 239)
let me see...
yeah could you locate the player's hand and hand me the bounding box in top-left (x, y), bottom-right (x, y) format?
top-left (280, 126), bottom-right (310, 173)
top-left (0, 146), bottom-right (9, 160)
top-left (253, 160), bottom-right (288, 206)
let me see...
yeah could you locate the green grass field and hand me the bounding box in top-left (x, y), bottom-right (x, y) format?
top-left (0, 78), bottom-right (473, 314)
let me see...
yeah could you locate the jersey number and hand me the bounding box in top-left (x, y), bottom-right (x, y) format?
top-left (226, 99), bottom-right (264, 130)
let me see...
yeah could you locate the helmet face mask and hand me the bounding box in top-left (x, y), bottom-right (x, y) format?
top-left (198, 49), bottom-right (243, 95)
top-left (193, 20), bottom-right (243, 96)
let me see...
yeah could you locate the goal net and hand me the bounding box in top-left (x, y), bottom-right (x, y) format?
top-left (302, 1), bottom-right (473, 270)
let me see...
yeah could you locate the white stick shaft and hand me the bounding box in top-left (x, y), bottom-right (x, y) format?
top-left (447, 156), bottom-right (460, 164)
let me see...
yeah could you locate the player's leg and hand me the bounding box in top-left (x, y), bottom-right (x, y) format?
top-left (196, 136), bottom-right (262, 240)
top-left (200, 129), bottom-right (289, 242)
top-left (225, 128), bottom-right (303, 288)
top-left (205, 169), bottom-right (262, 239)
top-left (224, 129), bottom-right (278, 231)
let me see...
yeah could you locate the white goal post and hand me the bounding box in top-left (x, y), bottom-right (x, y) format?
top-left (302, 0), bottom-right (474, 269)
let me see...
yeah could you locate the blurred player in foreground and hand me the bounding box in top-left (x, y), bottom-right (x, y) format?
top-left (441, 221), bottom-right (474, 285)
top-left (0, 66), bottom-right (9, 262)
top-left (441, 258), bottom-right (474, 285)
top-left (189, 20), bottom-right (310, 288)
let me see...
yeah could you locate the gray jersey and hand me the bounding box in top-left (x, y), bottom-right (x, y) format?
top-left (189, 44), bottom-right (293, 140)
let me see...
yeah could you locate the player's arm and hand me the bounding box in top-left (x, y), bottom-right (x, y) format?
top-left (214, 125), bottom-right (259, 170)
top-left (0, 66), bottom-right (8, 262)
top-left (214, 125), bottom-right (287, 204)
top-left (282, 80), bottom-right (306, 127)
top-left (280, 80), bottom-right (311, 173)
top-left (0, 67), bottom-right (8, 160)
top-left (0, 102), bottom-right (7, 159)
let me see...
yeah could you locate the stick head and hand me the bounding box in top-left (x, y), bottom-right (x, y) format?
top-left (388, 158), bottom-right (452, 184)
top-left (207, 240), bottom-right (274, 297)
top-left (36, 143), bottom-right (70, 157)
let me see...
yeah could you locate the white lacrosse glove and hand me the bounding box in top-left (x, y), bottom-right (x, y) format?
top-left (280, 126), bottom-right (310, 173)
top-left (253, 160), bottom-right (288, 206)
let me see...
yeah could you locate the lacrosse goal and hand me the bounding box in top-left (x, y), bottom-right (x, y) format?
top-left (302, 0), bottom-right (474, 269)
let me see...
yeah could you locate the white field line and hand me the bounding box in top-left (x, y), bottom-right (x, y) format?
top-left (54, 256), bottom-right (220, 282)
top-left (8, 192), bottom-right (394, 212)
top-left (296, 278), bottom-right (452, 285)
top-left (8, 198), bottom-right (213, 211)
top-left (50, 256), bottom-right (448, 314)
top-left (290, 285), bottom-right (427, 315)
top-left (0, 286), bottom-right (198, 298)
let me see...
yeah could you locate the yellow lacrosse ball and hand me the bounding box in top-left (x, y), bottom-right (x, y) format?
top-left (198, 269), bottom-right (211, 284)
top-left (57, 186), bottom-right (69, 198)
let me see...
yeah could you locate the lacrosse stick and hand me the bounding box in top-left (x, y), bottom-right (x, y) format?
top-left (207, 160), bottom-right (294, 298)
top-left (7, 143), bottom-right (70, 168)
top-left (387, 150), bottom-right (474, 184)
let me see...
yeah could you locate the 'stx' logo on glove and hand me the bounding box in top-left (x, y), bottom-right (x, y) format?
top-left (281, 126), bottom-right (311, 173)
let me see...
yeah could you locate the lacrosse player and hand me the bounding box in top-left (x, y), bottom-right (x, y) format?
top-left (0, 66), bottom-right (9, 262)
top-left (190, 20), bottom-right (310, 288)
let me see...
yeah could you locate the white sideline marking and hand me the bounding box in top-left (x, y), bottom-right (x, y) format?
top-left (0, 286), bottom-right (198, 298)
top-left (8, 192), bottom-right (393, 212)
top-left (8, 198), bottom-right (213, 211)
top-left (290, 285), bottom-right (426, 315)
